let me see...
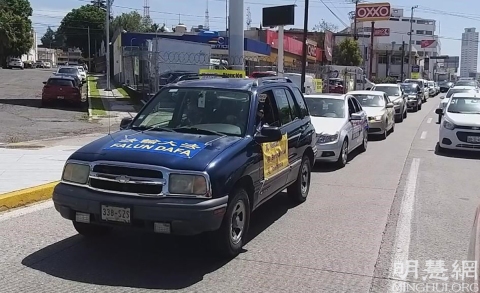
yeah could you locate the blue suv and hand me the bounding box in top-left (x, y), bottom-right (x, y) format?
top-left (52, 77), bottom-right (317, 257)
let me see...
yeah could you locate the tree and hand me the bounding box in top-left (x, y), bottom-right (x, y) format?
top-left (332, 38), bottom-right (362, 66)
top-left (0, 0), bottom-right (34, 60)
top-left (57, 5), bottom-right (106, 57)
top-left (111, 11), bottom-right (144, 32)
top-left (41, 27), bottom-right (55, 47)
top-left (90, 0), bottom-right (114, 9)
top-left (313, 20), bottom-right (338, 33)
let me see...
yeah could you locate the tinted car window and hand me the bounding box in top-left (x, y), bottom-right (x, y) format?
top-left (273, 88), bottom-right (293, 125)
top-left (58, 68), bottom-right (78, 74)
top-left (292, 88), bottom-right (309, 117)
top-left (284, 89), bottom-right (300, 119)
top-left (47, 79), bottom-right (74, 86)
top-left (304, 97), bottom-right (345, 118)
top-left (446, 89), bottom-right (477, 99)
top-left (455, 81), bottom-right (477, 87)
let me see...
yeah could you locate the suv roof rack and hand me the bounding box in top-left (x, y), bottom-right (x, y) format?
top-left (252, 76), bottom-right (293, 87)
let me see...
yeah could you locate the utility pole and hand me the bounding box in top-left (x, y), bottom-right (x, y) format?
top-left (407, 5), bottom-right (418, 79)
top-left (87, 26), bottom-right (91, 72)
top-left (300, 0), bottom-right (310, 93)
top-left (105, 0), bottom-right (111, 91)
top-left (400, 41), bottom-right (405, 81)
top-left (353, 0), bottom-right (359, 40)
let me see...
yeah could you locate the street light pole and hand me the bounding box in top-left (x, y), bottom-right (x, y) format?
top-left (407, 5), bottom-right (418, 79)
top-left (300, 0), bottom-right (309, 93)
top-left (87, 26), bottom-right (91, 72)
top-left (105, 0), bottom-right (111, 91)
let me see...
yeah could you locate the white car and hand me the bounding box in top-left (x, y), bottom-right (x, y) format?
top-left (437, 86), bottom-right (478, 123)
top-left (7, 58), bottom-right (24, 69)
top-left (371, 83), bottom-right (408, 123)
top-left (436, 92), bottom-right (480, 152)
top-left (427, 80), bottom-right (436, 96)
top-left (283, 73), bottom-right (315, 94)
top-left (304, 93), bottom-right (369, 168)
top-left (55, 66), bottom-right (83, 84)
top-left (76, 66), bottom-right (87, 82)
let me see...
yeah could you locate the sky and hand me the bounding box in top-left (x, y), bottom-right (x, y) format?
top-left (30, 0), bottom-right (480, 68)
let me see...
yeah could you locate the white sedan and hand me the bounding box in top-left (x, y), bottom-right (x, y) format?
top-left (436, 92), bottom-right (480, 152)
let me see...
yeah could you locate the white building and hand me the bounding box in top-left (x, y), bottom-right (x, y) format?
top-left (460, 28), bottom-right (479, 78)
top-left (21, 29), bottom-right (38, 62)
top-left (353, 8), bottom-right (441, 80)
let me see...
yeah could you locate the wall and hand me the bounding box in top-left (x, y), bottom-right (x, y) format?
top-left (113, 33), bottom-right (122, 83)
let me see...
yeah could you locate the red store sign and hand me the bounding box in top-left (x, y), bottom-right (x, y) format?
top-left (266, 30), bottom-right (303, 56)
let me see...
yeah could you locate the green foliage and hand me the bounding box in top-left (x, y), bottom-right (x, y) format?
top-left (332, 38), bottom-right (363, 66)
top-left (41, 27), bottom-right (55, 46)
top-left (90, 0), bottom-right (114, 10)
top-left (0, 0), bottom-right (34, 58)
top-left (111, 12), bottom-right (161, 33)
top-left (58, 5), bottom-right (106, 57)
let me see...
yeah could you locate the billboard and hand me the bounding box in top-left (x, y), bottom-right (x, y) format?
top-left (420, 40), bottom-right (437, 48)
top-left (356, 3), bottom-right (391, 22)
top-left (324, 31), bottom-right (334, 62)
top-left (374, 28), bottom-right (390, 36)
top-left (262, 5), bottom-right (295, 27)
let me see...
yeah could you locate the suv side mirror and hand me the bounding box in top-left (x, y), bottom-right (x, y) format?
top-left (435, 108), bottom-right (443, 115)
top-left (42, 81), bottom-right (46, 84)
top-left (350, 113), bottom-right (362, 120)
top-left (120, 117), bottom-right (133, 130)
top-left (254, 126), bottom-right (282, 143)
top-left (386, 103), bottom-right (394, 108)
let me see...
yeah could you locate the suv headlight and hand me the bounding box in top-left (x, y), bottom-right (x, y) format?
top-left (443, 120), bottom-right (455, 130)
top-left (317, 133), bottom-right (339, 144)
top-left (169, 174), bottom-right (209, 196)
top-left (62, 162), bottom-right (90, 184)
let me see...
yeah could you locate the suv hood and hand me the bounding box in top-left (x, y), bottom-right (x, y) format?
top-left (446, 113), bottom-right (480, 127)
top-left (68, 130), bottom-right (243, 171)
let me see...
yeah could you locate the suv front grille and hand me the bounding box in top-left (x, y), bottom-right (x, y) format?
top-left (89, 163), bottom-right (165, 196)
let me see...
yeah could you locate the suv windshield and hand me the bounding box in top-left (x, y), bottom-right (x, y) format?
top-left (131, 87), bottom-right (251, 136)
top-left (372, 86), bottom-right (401, 96)
top-left (455, 81), bottom-right (477, 87)
top-left (352, 94), bottom-right (385, 107)
top-left (400, 85), bottom-right (418, 94)
top-left (446, 89), bottom-right (476, 99)
top-left (404, 79), bottom-right (423, 88)
top-left (304, 97), bottom-right (345, 118)
top-left (447, 97), bottom-right (480, 114)
top-left (58, 68), bottom-right (78, 74)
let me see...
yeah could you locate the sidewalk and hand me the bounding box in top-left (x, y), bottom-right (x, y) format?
top-left (87, 75), bottom-right (138, 124)
top-left (0, 134), bottom-right (103, 194)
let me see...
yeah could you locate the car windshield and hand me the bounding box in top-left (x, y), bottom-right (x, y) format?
top-left (446, 89), bottom-right (476, 99)
top-left (455, 81), bottom-right (476, 87)
top-left (372, 86), bottom-right (401, 96)
top-left (352, 94), bottom-right (385, 107)
top-left (428, 82), bottom-right (434, 87)
top-left (304, 97), bottom-right (345, 118)
top-left (401, 85), bottom-right (418, 94)
top-left (58, 68), bottom-right (78, 74)
top-left (47, 79), bottom-right (73, 86)
top-left (404, 80), bottom-right (423, 87)
top-left (447, 97), bottom-right (480, 114)
top-left (130, 87), bottom-right (251, 136)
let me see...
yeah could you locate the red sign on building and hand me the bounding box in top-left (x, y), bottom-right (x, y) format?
top-left (266, 30), bottom-right (303, 56)
top-left (356, 2), bottom-right (391, 22)
top-left (374, 28), bottom-right (390, 36)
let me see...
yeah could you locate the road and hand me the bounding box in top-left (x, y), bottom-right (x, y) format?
top-left (0, 68), bottom-right (108, 143)
top-left (1, 93), bottom-right (480, 292)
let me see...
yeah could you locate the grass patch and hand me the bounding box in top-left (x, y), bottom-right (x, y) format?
top-left (116, 87), bottom-right (129, 97)
top-left (87, 76), bottom-right (106, 116)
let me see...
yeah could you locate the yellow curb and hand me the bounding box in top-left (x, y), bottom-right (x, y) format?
top-left (0, 181), bottom-right (59, 211)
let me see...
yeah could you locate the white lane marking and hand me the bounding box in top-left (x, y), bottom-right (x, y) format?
top-left (387, 158), bottom-right (420, 293)
top-left (427, 118), bottom-right (432, 124)
top-left (420, 131), bottom-right (427, 139)
top-left (0, 200), bottom-right (53, 223)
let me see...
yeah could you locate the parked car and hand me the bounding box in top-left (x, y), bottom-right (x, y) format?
top-left (304, 93), bottom-right (368, 167)
top-left (54, 66), bottom-right (83, 86)
top-left (51, 76), bottom-right (316, 257)
top-left (7, 58), bottom-right (24, 69)
top-left (437, 86), bottom-right (478, 123)
top-left (371, 83), bottom-right (408, 122)
top-left (427, 80), bottom-right (436, 97)
top-left (42, 76), bottom-right (82, 107)
top-left (404, 79), bottom-right (429, 102)
top-left (399, 83), bottom-right (423, 112)
top-left (436, 92), bottom-right (480, 152)
top-left (439, 81), bottom-right (454, 93)
top-left (349, 90), bottom-right (395, 139)
top-left (75, 66), bottom-right (87, 83)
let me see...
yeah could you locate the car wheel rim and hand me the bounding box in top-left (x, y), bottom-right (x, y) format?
top-left (230, 201), bottom-right (246, 245)
top-left (300, 162), bottom-right (310, 196)
top-left (342, 142), bottom-right (348, 164)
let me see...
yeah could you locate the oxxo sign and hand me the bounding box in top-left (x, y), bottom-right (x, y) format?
top-left (307, 43), bottom-right (317, 58)
top-left (356, 2), bottom-right (391, 22)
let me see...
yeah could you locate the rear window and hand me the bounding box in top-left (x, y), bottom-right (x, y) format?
top-left (47, 79), bottom-right (74, 86)
top-left (58, 68), bottom-right (78, 74)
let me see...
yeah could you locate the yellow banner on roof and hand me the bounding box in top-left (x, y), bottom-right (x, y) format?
top-left (411, 72), bottom-right (420, 79)
top-left (199, 69), bottom-right (246, 78)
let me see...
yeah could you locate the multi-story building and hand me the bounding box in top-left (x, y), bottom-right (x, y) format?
top-left (37, 48), bottom-right (57, 66)
top-left (460, 28), bottom-right (479, 77)
top-left (21, 29), bottom-right (38, 62)
top-left (353, 8), bottom-right (441, 80)
top-left (57, 48), bottom-right (83, 65)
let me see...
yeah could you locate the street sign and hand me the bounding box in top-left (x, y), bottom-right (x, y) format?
top-left (356, 2), bottom-right (391, 22)
top-left (411, 65), bottom-right (420, 73)
top-left (374, 28), bottom-right (390, 36)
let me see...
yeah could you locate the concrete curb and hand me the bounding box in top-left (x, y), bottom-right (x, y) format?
top-left (0, 181), bottom-right (59, 211)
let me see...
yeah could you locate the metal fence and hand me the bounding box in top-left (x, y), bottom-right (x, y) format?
top-left (116, 48), bottom-right (364, 96)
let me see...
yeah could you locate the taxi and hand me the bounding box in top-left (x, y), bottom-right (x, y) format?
top-left (52, 76), bottom-right (316, 257)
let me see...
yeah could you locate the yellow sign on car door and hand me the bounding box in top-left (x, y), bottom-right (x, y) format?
top-left (262, 134), bottom-right (288, 179)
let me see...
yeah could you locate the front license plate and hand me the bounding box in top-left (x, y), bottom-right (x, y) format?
top-left (467, 136), bottom-right (480, 143)
top-left (57, 96), bottom-right (64, 99)
top-left (101, 205), bottom-right (131, 223)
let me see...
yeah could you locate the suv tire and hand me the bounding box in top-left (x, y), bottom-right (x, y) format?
top-left (287, 155), bottom-right (311, 203)
top-left (212, 188), bottom-right (250, 258)
top-left (73, 222), bottom-right (112, 237)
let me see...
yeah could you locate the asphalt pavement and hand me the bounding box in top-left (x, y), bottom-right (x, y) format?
top-left (1, 93), bottom-right (479, 292)
top-left (0, 68), bottom-right (108, 143)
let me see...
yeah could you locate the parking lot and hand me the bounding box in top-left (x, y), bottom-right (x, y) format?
top-left (0, 68), bottom-right (108, 144)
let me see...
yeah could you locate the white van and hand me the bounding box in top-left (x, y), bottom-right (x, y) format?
top-left (283, 73), bottom-right (315, 94)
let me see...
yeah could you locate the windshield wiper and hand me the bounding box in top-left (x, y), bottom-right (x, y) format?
top-left (131, 124), bottom-right (176, 132)
top-left (173, 127), bottom-right (226, 136)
